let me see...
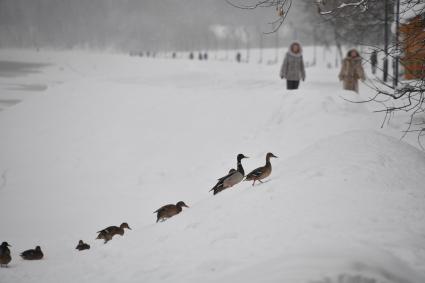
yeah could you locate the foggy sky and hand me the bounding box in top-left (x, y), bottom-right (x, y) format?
top-left (0, 0), bottom-right (313, 51)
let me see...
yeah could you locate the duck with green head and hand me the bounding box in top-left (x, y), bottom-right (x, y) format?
top-left (210, 154), bottom-right (249, 195)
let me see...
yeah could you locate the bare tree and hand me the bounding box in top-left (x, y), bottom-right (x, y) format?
top-left (228, 0), bottom-right (425, 147)
top-left (316, 0), bottom-right (425, 147)
top-left (225, 0), bottom-right (293, 33)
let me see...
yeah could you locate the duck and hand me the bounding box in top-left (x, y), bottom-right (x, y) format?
top-left (20, 246), bottom-right (43, 260)
top-left (154, 201), bottom-right (189, 222)
top-left (210, 153), bottom-right (249, 195)
top-left (75, 240), bottom-right (90, 251)
top-left (245, 152), bottom-right (278, 186)
top-left (96, 222), bottom-right (131, 244)
top-left (0, 242), bottom-right (12, 267)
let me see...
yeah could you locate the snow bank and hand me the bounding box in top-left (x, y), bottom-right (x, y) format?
top-left (0, 50), bottom-right (424, 283)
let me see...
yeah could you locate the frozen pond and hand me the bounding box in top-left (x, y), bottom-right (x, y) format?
top-left (0, 59), bottom-right (50, 111)
top-left (0, 60), bottom-right (49, 78)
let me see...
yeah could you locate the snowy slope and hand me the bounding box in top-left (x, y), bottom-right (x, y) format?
top-left (0, 49), bottom-right (424, 283)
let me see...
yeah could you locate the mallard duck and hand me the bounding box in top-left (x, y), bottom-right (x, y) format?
top-left (20, 246), bottom-right (43, 260)
top-left (245, 152), bottom-right (278, 186)
top-left (75, 240), bottom-right (90, 251)
top-left (0, 242), bottom-right (12, 267)
top-left (210, 153), bottom-right (249, 195)
top-left (154, 201), bottom-right (189, 222)
top-left (96, 222), bottom-right (131, 244)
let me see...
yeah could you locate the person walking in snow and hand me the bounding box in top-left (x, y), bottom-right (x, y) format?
top-left (280, 42), bottom-right (306, 90)
top-left (339, 49), bottom-right (365, 93)
top-left (370, 50), bottom-right (377, 75)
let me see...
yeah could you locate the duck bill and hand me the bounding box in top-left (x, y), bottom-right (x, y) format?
top-left (183, 204), bottom-right (189, 208)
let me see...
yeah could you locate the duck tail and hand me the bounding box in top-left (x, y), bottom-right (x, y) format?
top-left (212, 186), bottom-right (224, 195)
top-left (210, 179), bottom-right (224, 193)
top-left (210, 186), bottom-right (220, 194)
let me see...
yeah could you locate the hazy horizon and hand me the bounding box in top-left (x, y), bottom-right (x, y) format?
top-left (0, 0), bottom-right (315, 51)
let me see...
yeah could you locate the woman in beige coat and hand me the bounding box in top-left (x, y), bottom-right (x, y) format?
top-left (339, 49), bottom-right (365, 93)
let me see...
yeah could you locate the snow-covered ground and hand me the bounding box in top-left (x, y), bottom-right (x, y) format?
top-left (0, 47), bottom-right (424, 283)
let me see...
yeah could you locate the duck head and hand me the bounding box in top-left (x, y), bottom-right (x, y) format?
top-left (1, 242), bottom-right (11, 248)
top-left (176, 201), bottom-right (189, 208)
top-left (35, 246), bottom-right (42, 252)
top-left (237, 154), bottom-right (249, 162)
top-left (266, 152), bottom-right (278, 159)
top-left (120, 222), bottom-right (132, 230)
top-left (78, 240), bottom-right (84, 245)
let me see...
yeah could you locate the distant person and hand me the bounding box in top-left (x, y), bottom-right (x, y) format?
top-left (198, 53), bottom-right (203, 60)
top-left (203, 52), bottom-right (208, 60)
top-left (280, 41), bottom-right (306, 90)
top-left (189, 52), bottom-right (194, 60)
top-left (370, 50), bottom-right (377, 74)
top-left (236, 52), bottom-right (242, 63)
top-left (339, 49), bottom-right (365, 93)
top-left (172, 52), bottom-right (176, 59)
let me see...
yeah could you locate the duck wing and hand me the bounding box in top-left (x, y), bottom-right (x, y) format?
top-left (222, 171), bottom-right (244, 187)
top-left (245, 166), bottom-right (265, 180)
top-left (210, 170), bottom-right (234, 193)
top-left (0, 247), bottom-right (10, 256)
top-left (210, 170), bottom-right (243, 194)
top-left (20, 249), bottom-right (34, 257)
top-left (217, 170), bottom-right (235, 182)
top-left (154, 204), bottom-right (174, 213)
top-left (97, 226), bottom-right (116, 234)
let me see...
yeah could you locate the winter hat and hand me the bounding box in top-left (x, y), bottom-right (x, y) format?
top-left (288, 41), bottom-right (303, 57)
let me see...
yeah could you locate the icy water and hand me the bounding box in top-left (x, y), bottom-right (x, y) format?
top-left (0, 60), bottom-right (49, 111)
top-left (0, 60), bottom-right (49, 78)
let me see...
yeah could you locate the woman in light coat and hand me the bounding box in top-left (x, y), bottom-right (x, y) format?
top-left (339, 49), bottom-right (366, 93)
top-left (280, 42), bottom-right (306, 90)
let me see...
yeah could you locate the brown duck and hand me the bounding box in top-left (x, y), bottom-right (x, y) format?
top-left (96, 222), bottom-right (131, 244)
top-left (245, 152), bottom-right (278, 186)
top-left (210, 154), bottom-right (249, 195)
top-left (20, 246), bottom-right (43, 260)
top-left (154, 201), bottom-right (189, 222)
top-left (0, 242), bottom-right (12, 267)
top-left (75, 240), bottom-right (90, 251)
